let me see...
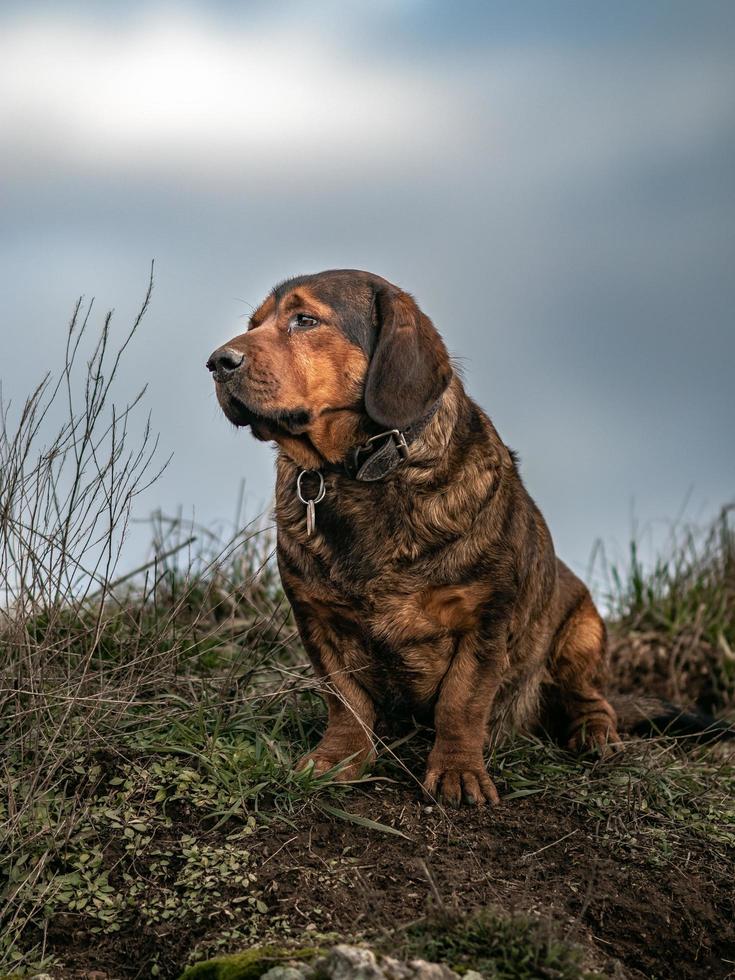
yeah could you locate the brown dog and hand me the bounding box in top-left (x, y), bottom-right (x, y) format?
top-left (207, 269), bottom-right (620, 805)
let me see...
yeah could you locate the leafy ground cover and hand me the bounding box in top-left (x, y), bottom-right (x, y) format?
top-left (1, 293), bottom-right (733, 979)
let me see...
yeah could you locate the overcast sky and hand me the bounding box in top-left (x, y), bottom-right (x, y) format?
top-left (2, 1), bottom-right (734, 594)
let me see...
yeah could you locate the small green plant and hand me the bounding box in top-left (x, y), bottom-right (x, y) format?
top-left (395, 910), bottom-right (599, 979)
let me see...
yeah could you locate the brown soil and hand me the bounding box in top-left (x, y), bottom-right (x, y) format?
top-left (38, 775), bottom-right (735, 980)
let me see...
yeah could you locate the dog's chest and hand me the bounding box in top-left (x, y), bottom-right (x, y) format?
top-left (348, 615), bottom-right (456, 714)
top-left (277, 468), bottom-right (496, 709)
top-left (281, 473), bottom-right (450, 570)
top-left (315, 574), bottom-right (486, 712)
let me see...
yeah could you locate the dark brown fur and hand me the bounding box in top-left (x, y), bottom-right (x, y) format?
top-left (208, 270), bottom-right (620, 805)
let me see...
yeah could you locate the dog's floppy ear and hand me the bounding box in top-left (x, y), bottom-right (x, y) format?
top-left (364, 286), bottom-right (452, 430)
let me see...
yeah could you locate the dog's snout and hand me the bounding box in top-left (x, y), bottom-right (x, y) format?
top-left (206, 347), bottom-right (245, 377)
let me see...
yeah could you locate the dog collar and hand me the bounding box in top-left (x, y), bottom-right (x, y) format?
top-left (295, 400), bottom-right (441, 535)
top-left (343, 399), bottom-right (442, 482)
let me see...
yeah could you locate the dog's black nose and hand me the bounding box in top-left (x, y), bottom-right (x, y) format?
top-left (206, 347), bottom-right (244, 376)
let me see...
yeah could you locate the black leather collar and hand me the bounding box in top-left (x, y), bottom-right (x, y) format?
top-left (293, 401), bottom-right (442, 535)
top-left (340, 399), bottom-right (442, 482)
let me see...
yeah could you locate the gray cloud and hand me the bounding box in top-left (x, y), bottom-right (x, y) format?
top-left (1, 3), bottom-right (733, 594)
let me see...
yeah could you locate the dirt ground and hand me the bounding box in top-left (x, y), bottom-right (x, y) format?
top-left (39, 764), bottom-right (735, 980)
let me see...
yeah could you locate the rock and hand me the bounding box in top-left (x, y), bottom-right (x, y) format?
top-left (380, 955), bottom-right (415, 980)
top-left (381, 956), bottom-right (459, 980)
top-left (179, 943), bottom-right (473, 980)
top-left (314, 946), bottom-right (465, 980)
top-left (320, 945), bottom-right (386, 980)
top-left (260, 967), bottom-right (309, 980)
top-left (405, 960), bottom-right (457, 980)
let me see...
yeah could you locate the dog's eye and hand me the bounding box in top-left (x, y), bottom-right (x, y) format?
top-left (288, 313), bottom-right (319, 334)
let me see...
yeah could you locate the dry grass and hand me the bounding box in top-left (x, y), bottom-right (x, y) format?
top-left (606, 505), bottom-right (735, 714)
top-left (0, 280), bottom-right (340, 970)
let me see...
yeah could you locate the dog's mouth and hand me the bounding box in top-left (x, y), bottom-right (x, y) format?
top-left (222, 393), bottom-right (311, 437)
top-left (220, 393), bottom-right (263, 428)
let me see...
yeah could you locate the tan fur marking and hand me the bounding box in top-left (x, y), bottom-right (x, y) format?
top-left (221, 285), bottom-right (369, 462)
top-left (248, 294), bottom-right (275, 329)
top-left (567, 609), bottom-right (604, 656)
top-left (420, 582), bottom-right (489, 632)
top-left (551, 594), bottom-right (620, 750)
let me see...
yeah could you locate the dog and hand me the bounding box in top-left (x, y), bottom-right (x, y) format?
top-left (206, 269), bottom-right (627, 806)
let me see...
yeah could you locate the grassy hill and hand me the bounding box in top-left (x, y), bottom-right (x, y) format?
top-left (1, 300), bottom-right (733, 979)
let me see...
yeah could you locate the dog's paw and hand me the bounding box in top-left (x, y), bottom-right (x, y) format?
top-left (567, 724), bottom-right (623, 758)
top-left (296, 742), bottom-right (374, 782)
top-left (423, 764), bottom-right (500, 807)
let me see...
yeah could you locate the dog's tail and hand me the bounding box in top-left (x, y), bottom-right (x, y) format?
top-left (611, 693), bottom-right (735, 743)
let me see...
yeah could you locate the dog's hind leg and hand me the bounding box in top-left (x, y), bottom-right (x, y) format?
top-left (548, 591), bottom-right (621, 754)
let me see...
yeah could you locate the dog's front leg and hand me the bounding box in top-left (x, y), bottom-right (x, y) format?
top-left (299, 673), bottom-right (376, 781)
top-left (424, 636), bottom-right (505, 806)
top-left (292, 608), bottom-right (377, 782)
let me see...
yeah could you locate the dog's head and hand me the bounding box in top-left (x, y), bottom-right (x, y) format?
top-left (207, 270), bottom-right (452, 468)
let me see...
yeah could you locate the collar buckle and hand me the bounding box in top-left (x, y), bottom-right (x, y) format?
top-left (353, 428), bottom-right (409, 472)
top-left (391, 429), bottom-right (410, 460)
